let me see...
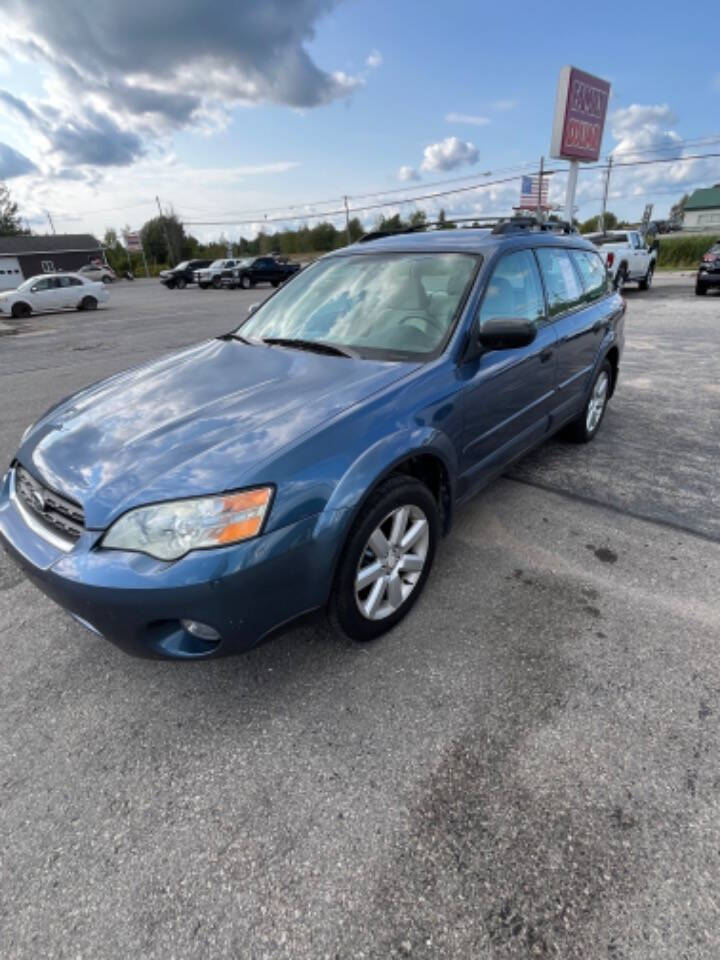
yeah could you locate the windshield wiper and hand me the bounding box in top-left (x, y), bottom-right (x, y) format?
top-left (261, 337), bottom-right (356, 358)
top-left (219, 332), bottom-right (255, 345)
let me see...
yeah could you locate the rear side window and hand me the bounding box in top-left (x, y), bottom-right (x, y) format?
top-left (535, 247), bottom-right (583, 317)
top-left (570, 250), bottom-right (608, 302)
top-left (478, 250), bottom-right (545, 328)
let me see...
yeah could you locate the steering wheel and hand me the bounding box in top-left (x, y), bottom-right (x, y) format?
top-left (397, 312), bottom-right (447, 335)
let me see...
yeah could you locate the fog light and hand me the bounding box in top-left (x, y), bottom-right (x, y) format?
top-left (180, 619), bottom-right (220, 642)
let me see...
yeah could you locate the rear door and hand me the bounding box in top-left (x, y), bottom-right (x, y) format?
top-left (460, 248), bottom-right (557, 488)
top-left (536, 246), bottom-right (609, 426)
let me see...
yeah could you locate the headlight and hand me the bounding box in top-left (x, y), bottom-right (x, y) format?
top-left (102, 487), bottom-right (273, 560)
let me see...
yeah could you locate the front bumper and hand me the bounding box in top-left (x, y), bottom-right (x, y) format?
top-left (697, 268), bottom-right (720, 287)
top-left (0, 468), bottom-right (346, 659)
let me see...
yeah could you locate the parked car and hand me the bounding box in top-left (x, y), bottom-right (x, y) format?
top-left (0, 273), bottom-right (109, 318)
top-left (194, 258), bottom-right (244, 289)
top-left (225, 256), bottom-right (301, 289)
top-left (695, 241), bottom-right (720, 295)
top-left (586, 230), bottom-right (657, 290)
top-left (77, 263), bottom-right (117, 284)
top-left (0, 220), bottom-right (624, 660)
top-left (159, 259), bottom-right (212, 289)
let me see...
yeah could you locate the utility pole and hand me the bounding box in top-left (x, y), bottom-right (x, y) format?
top-left (45, 210), bottom-right (56, 235)
top-left (155, 195), bottom-right (176, 265)
top-left (599, 154), bottom-right (613, 234)
top-left (344, 195), bottom-right (351, 245)
top-left (536, 156), bottom-right (544, 222)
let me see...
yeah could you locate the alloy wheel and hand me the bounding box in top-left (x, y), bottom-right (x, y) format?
top-left (354, 504), bottom-right (429, 620)
top-left (586, 371), bottom-right (609, 433)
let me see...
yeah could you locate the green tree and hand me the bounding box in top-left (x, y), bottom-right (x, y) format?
top-left (436, 209), bottom-right (457, 229)
top-left (579, 211), bottom-right (618, 234)
top-left (408, 209), bottom-right (427, 227)
top-left (0, 181), bottom-right (25, 235)
top-left (140, 214), bottom-right (186, 264)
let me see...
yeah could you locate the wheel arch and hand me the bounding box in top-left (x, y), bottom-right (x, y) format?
top-left (605, 345), bottom-right (620, 396)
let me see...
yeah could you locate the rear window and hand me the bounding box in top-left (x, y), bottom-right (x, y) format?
top-left (570, 250), bottom-right (609, 302)
top-left (535, 248), bottom-right (584, 317)
top-left (592, 233), bottom-right (628, 246)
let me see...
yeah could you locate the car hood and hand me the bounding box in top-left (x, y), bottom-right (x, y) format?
top-left (20, 338), bottom-right (418, 528)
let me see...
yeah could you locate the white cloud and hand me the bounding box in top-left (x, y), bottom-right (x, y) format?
top-left (610, 104), bottom-right (681, 158)
top-left (397, 165), bottom-right (420, 182)
top-left (420, 136), bottom-right (478, 173)
top-left (491, 99), bottom-right (517, 111)
top-left (445, 112), bottom-right (490, 126)
top-left (366, 50), bottom-right (383, 69)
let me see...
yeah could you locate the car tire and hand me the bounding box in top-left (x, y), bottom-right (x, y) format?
top-left (101, 274), bottom-right (114, 284)
top-left (212, 276), bottom-right (222, 289)
top-left (695, 282), bottom-right (707, 296)
top-left (11, 301), bottom-right (31, 319)
top-left (563, 360), bottom-right (612, 444)
top-left (329, 475), bottom-right (439, 642)
top-left (240, 274), bottom-right (252, 289)
top-left (79, 296), bottom-right (98, 311)
top-left (614, 265), bottom-right (627, 291)
top-left (271, 281), bottom-right (279, 288)
top-left (638, 263), bottom-right (654, 291)
top-left (199, 283), bottom-right (209, 290)
top-left (165, 280), bottom-right (176, 290)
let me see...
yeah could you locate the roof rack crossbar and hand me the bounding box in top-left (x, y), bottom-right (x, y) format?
top-left (358, 215), bottom-right (577, 243)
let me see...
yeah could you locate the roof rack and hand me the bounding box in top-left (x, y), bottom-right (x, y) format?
top-left (357, 215), bottom-right (576, 243)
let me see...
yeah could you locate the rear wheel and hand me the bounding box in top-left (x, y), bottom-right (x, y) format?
top-left (695, 281), bottom-right (707, 296)
top-left (101, 274), bottom-right (114, 284)
top-left (330, 475), bottom-right (439, 642)
top-left (563, 361), bottom-right (611, 443)
top-left (79, 296), bottom-right (97, 311)
top-left (11, 301), bottom-right (31, 319)
top-left (638, 262), bottom-right (654, 291)
top-left (614, 265), bottom-right (628, 291)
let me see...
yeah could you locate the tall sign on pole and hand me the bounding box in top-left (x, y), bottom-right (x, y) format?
top-left (550, 66), bottom-right (611, 223)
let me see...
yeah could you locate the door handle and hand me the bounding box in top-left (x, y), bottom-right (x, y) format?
top-left (539, 348), bottom-right (553, 363)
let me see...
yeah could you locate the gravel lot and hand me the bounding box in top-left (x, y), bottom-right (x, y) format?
top-left (1, 274), bottom-right (719, 959)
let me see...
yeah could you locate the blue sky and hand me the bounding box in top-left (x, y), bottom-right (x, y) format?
top-left (0, 0), bottom-right (718, 240)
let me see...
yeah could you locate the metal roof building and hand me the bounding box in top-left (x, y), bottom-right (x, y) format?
top-left (0, 234), bottom-right (104, 289)
top-left (683, 188), bottom-right (720, 232)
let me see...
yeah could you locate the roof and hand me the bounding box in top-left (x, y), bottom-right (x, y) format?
top-left (332, 227), bottom-right (597, 257)
top-left (0, 234), bottom-right (102, 255)
top-left (685, 188), bottom-right (720, 211)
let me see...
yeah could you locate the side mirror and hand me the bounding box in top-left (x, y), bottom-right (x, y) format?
top-left (478, 318), bottom-right (536, 351)
top-left (247, 302), bottom-right (259, 315)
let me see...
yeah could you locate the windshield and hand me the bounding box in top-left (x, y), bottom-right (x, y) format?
top-left (239, 252), bottom-right (478, 358)
top-left (174, 261), bottom-right (189, 270)
top-left (209, 259), bottom-right (224, 269)
top-left (17, 277), bottom-right (36, 291)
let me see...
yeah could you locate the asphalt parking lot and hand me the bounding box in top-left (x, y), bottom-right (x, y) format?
top-left (1, 275), bottom-right (719, 959)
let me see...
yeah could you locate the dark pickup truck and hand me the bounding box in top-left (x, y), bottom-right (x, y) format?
top-left (224, 256), bottom-right (301, 289)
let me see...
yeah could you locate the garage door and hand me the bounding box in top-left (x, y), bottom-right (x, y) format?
top-left (0, 256), bottom-right (23, 290)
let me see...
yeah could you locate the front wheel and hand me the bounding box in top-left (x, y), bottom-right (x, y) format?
top-left (176, 277), bottom-right (187, 289)
top-left (198, 283), bottom-right (209, 290)
top-left (563, 361), bottom-right (612, 443)
top-left (638, 263), bottom-right (654, 291)
top-left (11, 301), bottom-right (31, 319)
top-left (240, 274), bottom-right (252, 289)
top-left (695, 282), bottom-right (707, 296)
top-left (329, 475), bottom-right (439, 642)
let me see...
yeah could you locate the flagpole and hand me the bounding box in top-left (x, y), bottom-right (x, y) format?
top-left (537, 156), bottom-right (544, 221)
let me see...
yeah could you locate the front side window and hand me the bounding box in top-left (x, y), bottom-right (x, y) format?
top-left (31, 277), bottom-right (52, 291)
top-left (570, 250), bottom-right (608, 303)
top-left (535, 247), bottom-right (583, 317)
top-left (240, 252), bottom-right (478, 358)
top-left (478, 250), bottom-right (545, 329)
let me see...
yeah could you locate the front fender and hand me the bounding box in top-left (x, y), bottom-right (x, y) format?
top-left (323, 426), bottom-right (458, 524)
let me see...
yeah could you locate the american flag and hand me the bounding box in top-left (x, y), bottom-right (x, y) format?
top-left (518, 175), bottom-right (549, 210)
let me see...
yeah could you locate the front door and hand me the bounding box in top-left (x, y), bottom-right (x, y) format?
top-left (459, 249), bottom-right (557, 493)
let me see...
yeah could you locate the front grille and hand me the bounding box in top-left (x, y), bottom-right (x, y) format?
top-left (14, 464), bottom-right (85, 543)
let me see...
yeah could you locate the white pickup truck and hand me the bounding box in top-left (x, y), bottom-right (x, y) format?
top-left (586, 230), bottom-right (657, 291)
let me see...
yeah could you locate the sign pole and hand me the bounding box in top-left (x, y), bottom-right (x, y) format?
top-left (564, 160), bottom-right (579, 224)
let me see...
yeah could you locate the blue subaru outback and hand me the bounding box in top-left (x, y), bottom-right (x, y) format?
top-left (0, 219), bottom-right (624, 659)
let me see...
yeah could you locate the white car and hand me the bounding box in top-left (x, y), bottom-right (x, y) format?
top-left (586, 230), bottom-right (657, 291)
top-left (77, 263), bottom-right (117, 283)
top-left (0, 273), bottom-right (110, 319)
top-left (194, 259), bottom-right (243, 289)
